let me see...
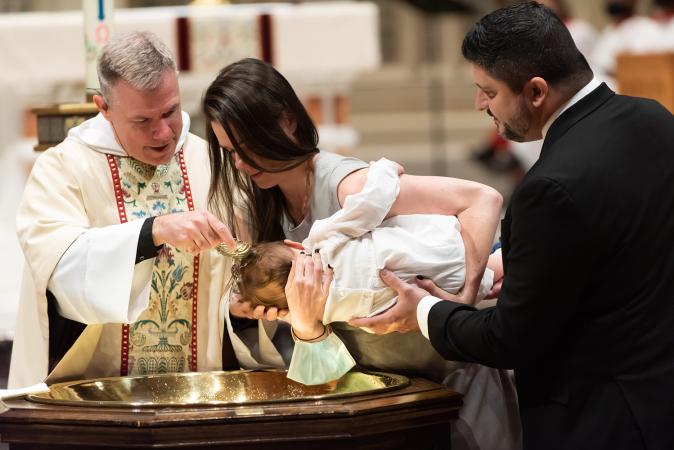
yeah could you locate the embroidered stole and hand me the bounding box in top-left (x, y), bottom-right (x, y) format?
top-left (106, 152), bottom-right (199, 376)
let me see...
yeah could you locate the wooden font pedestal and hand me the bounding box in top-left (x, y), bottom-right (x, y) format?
top-left (0, 377), bottom-right (461, 450)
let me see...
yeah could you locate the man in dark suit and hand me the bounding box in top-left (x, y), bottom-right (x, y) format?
top-left (350, 2), bottom-right (674, 449)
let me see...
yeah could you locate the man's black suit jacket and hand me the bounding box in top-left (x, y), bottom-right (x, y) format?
top-left (427, 83), bottom-right (674, 450)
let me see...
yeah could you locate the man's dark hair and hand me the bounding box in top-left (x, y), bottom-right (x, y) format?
top-left (462, 1), bottom-right (592, 92)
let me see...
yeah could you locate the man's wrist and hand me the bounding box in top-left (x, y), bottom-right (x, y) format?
top-left (136, 216), bottom-right (163, 264)
top-left (151, 215), bottom-right (164, 246)
top-left (417, 295), bottom-right (442, 340)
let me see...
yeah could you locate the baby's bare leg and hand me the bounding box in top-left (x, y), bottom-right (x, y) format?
top-left (486, 250), bottom-right (504, 284)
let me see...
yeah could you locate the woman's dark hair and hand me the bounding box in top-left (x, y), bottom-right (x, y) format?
top-left (462, 1), bottom-right (592, 93)
top-left (203, 58), bottom-right (319, 242)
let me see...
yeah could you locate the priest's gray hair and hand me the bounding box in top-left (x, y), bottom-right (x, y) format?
top-left (97, 31), bottom-right (177, 104)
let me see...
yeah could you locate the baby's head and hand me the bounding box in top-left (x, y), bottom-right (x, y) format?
top-left (232, 241), bottom-right (295, 309)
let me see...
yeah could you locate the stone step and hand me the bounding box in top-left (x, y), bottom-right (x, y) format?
top-left (349, 141), bottom-right (514, 196)
top-left (349, 66), bottom-right (478, 113)
top-left (351, 109), bottom-right (493, 147)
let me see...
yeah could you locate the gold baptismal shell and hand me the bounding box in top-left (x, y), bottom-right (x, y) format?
top-left (216, 240), bottom-right (252, 259)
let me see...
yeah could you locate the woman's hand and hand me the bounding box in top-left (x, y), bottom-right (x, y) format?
top-left (284, 251), bottom-right (334, 340)
top-left (229, 292), bottom-right (288, 320)
top-left (483, 250), bottom-right (504, 299)
top-left (484, 278), bottom-right (503, 299)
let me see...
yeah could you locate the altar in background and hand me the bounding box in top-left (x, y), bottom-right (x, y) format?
top-left (617, 52), bottom-right (674, 113)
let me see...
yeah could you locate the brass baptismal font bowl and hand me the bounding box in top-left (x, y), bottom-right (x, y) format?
top-left (1, 370), bottom-right (460, 449)
top-left (27, 370), bottom-right (409, 408)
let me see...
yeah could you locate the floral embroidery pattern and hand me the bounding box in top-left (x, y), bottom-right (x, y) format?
top-left (111, 153), bottom-right (197, 376)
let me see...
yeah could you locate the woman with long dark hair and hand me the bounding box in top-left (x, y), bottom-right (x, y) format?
top-left (203, 58), bottom-right (520, 450)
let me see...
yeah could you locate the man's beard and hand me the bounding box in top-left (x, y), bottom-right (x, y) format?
top-left (496, 99), bottom-right (531, 142)
top-left (503, 123), bottom-right (527, 142)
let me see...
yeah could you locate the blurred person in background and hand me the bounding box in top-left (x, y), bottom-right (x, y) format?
top-left (651, 0), bottom-right (674, 47)
top-left (592, 0), bottom-right (663, 88)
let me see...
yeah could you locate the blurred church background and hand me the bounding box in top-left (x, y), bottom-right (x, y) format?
top-left (0, 0), bottom-right (672, 391)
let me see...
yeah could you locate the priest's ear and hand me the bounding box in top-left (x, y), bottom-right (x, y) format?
top-left (524, 77), bottom-right (549, 108)
top-left (93, 94), bottom-right (111, 118)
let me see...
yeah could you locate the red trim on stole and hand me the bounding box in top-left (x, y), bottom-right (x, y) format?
top-left (106, 152), bottom-right (199, 375)
top-left (178, 151), bottom-right (199, 372)
top-left (106, 154), bottom-right (131, 375)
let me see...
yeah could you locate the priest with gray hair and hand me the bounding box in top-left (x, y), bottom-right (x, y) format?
top-left (9, 31), bottom-right (262, 387)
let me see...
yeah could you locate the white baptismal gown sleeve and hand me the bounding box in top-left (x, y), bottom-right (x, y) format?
top-left (302, 157), bottom-right (401, 252)
top-left (288, 158), bottom-right (400, 385)
top-left (47, 219), bottom-right (153, 324)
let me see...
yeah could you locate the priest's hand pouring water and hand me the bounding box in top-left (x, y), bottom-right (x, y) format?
top-left (152, 210), bottom-right (236, 254)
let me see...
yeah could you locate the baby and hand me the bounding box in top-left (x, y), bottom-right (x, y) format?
top-left (231, 159), bottom-right (502, 326)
